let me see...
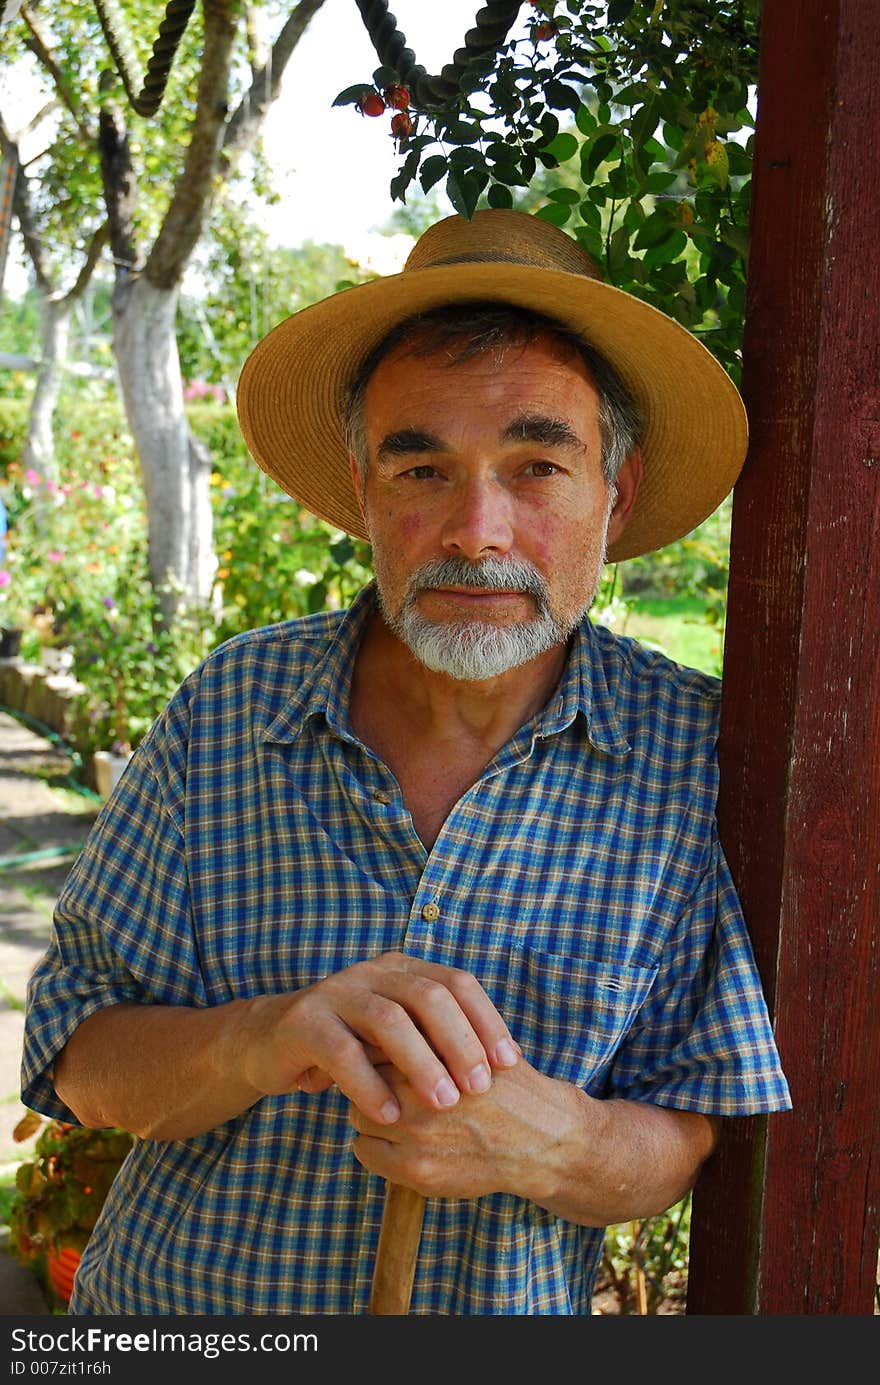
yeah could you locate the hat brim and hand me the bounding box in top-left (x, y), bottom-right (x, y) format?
top-left (236, 262), bottom-right (747, 563)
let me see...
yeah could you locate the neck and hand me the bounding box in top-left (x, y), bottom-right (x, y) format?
top-left (352, 609), bottom-right (569, 750)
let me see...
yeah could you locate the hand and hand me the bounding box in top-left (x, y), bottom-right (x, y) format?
top-left (236, 951), bottom-right (521, 1129)
top-left (348, 1058), bottom-right (578, 1203)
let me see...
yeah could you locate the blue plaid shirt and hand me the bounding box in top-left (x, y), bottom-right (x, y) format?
top-left (22, 583), bottom-right (790, 1315)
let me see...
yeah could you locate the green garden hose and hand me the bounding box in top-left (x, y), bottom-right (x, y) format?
top-left (0, 702), bottom-right (101, 873)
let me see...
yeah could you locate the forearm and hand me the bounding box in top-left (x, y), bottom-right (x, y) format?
top-left (529, 1081), bottom-right (720, 1226)
top-left (51, 951), bottom-right (525, 1143)
top-left (53, 1001), bottom-right (264, 1141)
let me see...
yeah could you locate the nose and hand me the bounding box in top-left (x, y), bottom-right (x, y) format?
top-left (440, 475), bottom-right (514, 560)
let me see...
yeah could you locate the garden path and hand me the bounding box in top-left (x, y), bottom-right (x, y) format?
top-left (0, 706), bottom-right (99, 1314)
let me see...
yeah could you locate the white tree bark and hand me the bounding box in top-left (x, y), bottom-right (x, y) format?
top-left (21, 295), bottom-right (71, 482)
top-left (113, 275), bottom-right (216, 616)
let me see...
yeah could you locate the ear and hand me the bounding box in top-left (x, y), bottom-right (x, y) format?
top-left (349, 452), bottom-right (367, 523)
top-left (605, 447), bottom-right (642, 548)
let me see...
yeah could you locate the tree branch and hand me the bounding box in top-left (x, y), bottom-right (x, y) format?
top-left (19, 2), bottom-right (93, 143)
top-left (146, 0), bottom-right (240, 289)
top-left (98, 93), bottom-right (139, 276)
top-left (60, 221), bottom-right (110, 306)
top-left (222, 0), bottom-right (326, 164)
top-left (0, 117), bottom-right (52, 294)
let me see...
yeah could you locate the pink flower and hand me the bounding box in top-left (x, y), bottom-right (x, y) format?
top-left (24, 469), bottom-right (42, 485)
top-left (47, 550), bottom-right (63, 563)
top-left (0, 570), bottom-right (11, 587)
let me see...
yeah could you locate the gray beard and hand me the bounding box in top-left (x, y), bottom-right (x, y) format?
top-left (376, 555), bottom-right (584, 682)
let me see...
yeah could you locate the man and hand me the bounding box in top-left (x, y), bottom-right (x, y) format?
top-left (22, 209), bottom-right (790, 1316)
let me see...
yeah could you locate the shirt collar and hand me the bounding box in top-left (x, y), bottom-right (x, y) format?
top-left (263, 582), bottom-right (630, 757)
top-left (262, 584), bottom-right (377, 745)
top-left (531, 615), bottom-right (631, 757)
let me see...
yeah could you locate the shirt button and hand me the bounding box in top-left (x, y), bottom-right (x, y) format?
top-left (372, 789), bottom-right (392, 804)
top-left (421, 902), bottom-right (440, 922)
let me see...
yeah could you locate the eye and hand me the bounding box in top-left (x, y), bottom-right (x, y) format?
top-left (403, 464), bottom-right (439, 480)
top-left (524, 460), bottom-right (560, 477)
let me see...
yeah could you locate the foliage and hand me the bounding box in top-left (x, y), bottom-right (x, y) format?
top-left (189, 400), bottom-right (375, 642)
top-left (7, 1114), bottom-right (133, 1309)
top-left (0, 394), bottom-right (376, 753)
top-left (597, 1196), bottom-right (692, 1313)
top-left (177, 237), bottom-right (370, 391)
top-left (338, 0), bottom-right (761, 382)
top-left (0, 401), bottom-right (213, 750)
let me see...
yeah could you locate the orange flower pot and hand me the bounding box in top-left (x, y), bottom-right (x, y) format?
top-left (46, 1246), bottom-right (81, 1305)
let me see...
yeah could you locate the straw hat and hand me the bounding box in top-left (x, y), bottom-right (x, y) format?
top-left (236, 208), bottom-right (747, 562)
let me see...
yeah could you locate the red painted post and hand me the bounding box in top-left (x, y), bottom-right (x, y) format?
top-left (686, 0), bottom-right (880, 1314)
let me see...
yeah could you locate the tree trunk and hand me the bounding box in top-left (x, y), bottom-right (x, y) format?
top-left (22, 295), bottom-right (71, 482)
top-left (112, 274), bottom-right (215, 620)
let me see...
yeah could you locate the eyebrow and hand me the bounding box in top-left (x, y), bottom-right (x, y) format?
top-left (501, 413), bottom-right (586, 451)
top-left (376, 429), bottom-right (444, 463)
top-left (375, 414), bottom-right (586, 464)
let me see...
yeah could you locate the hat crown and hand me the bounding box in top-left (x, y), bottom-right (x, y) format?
top-left (404, 208), bottom-right (603, 281)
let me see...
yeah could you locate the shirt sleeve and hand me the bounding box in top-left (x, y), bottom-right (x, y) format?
top-left (606, 831), bottom-right (792, 1115)
top-left (21, 707), bottom-right (207, 1124)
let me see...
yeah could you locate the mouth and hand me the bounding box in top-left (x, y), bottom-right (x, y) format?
top-left (417, 586), bottom-right (534, 616)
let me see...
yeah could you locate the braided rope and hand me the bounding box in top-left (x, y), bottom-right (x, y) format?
top-left (92, 0), bottom-right (197, 117)
top-left (354, 0), bottom-right (522, 108)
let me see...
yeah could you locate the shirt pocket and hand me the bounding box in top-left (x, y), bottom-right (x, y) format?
top-left (500, 944), bottom-right (658, 1092)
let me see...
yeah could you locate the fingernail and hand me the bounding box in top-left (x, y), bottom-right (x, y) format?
top-left (434, 1076), bottom-right (460, 1108)
top-left (495, 1038), bottom-right (519, 1067)
top-left (466, 1063), bottom-right (491, 1093)
top-left (380, 1099), bottom-right (400, 1124)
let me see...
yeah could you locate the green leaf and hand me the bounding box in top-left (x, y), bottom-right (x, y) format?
top-left (642, 169), bottom-right (679, 193)
top-left (330, 537), bottom-right (354, 565)
top-left (542, 131), bottom-right (579, 162)
top-left (608, 224), bottom-right (631, 277)
top-left (331, 83), bottom-right (375, 108)
top-left (575, 103), bottom-right (596, 135)
top-left (372, 66), bottom-right (400, 88)
top-left (720, 224), bottom-right (750, 260)
top-left (546, 187), bottom-right (581, 204)
top-left (419, 155), bottom-right (448, 194)
top-left (631, 100), bottom-right (660, 150)
top-left (642, 229), bottom-right (687, 270)
top-left (545, 80), bottom-right (583, 113)
top-left (535, 202), bottom-right (573, 227)
top-left (607, 0), bottom-right (636, 21)
top-left (583, 132), bottom-right (617, 177)
top-left (633, 209), bottom-right (677, 250)
top-left (487, 182), bottom-right (514, 209)
top-left (444, 120), bottom-right (483, 145)
top-left (446, 169), bottom-right (483, 220)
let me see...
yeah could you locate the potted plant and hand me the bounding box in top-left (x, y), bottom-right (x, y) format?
top-left (7, 1114), bottom-right (134, 1311)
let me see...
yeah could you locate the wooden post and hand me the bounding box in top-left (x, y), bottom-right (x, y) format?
top-left (686, 0), bottom-right (880, 1314)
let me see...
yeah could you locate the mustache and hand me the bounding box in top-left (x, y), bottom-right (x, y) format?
top-left (405, 556), bottom-right (550, 604)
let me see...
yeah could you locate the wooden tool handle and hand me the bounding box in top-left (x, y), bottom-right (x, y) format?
top-left (368, 1182), bottom-right (427, 1315)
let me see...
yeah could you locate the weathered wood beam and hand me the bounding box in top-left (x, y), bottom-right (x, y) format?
top-left (687, 0), bottom-right (880, 1315)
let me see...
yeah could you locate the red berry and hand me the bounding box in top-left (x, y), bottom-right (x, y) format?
top-left (532, 20), bottom-right (559, 40)
top-left (358, 91), bottom-right (386, 117)
top-left (384, 84), bottom-right (410, 110)
top-left (390, 111), bottom-right (413, 139)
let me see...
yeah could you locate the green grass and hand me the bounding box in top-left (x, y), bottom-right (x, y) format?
top-left (618, 594), bottom-right (726, 677)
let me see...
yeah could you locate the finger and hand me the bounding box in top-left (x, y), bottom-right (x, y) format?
top-left (376, 960), bottom-right (521, 1089)
top-left (295, 1066), bottom-right (335, 1094)
top-left (301, 1014), bottom-right (403, 1126)
top-left (338, 983), bottom-right (466, 1112)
